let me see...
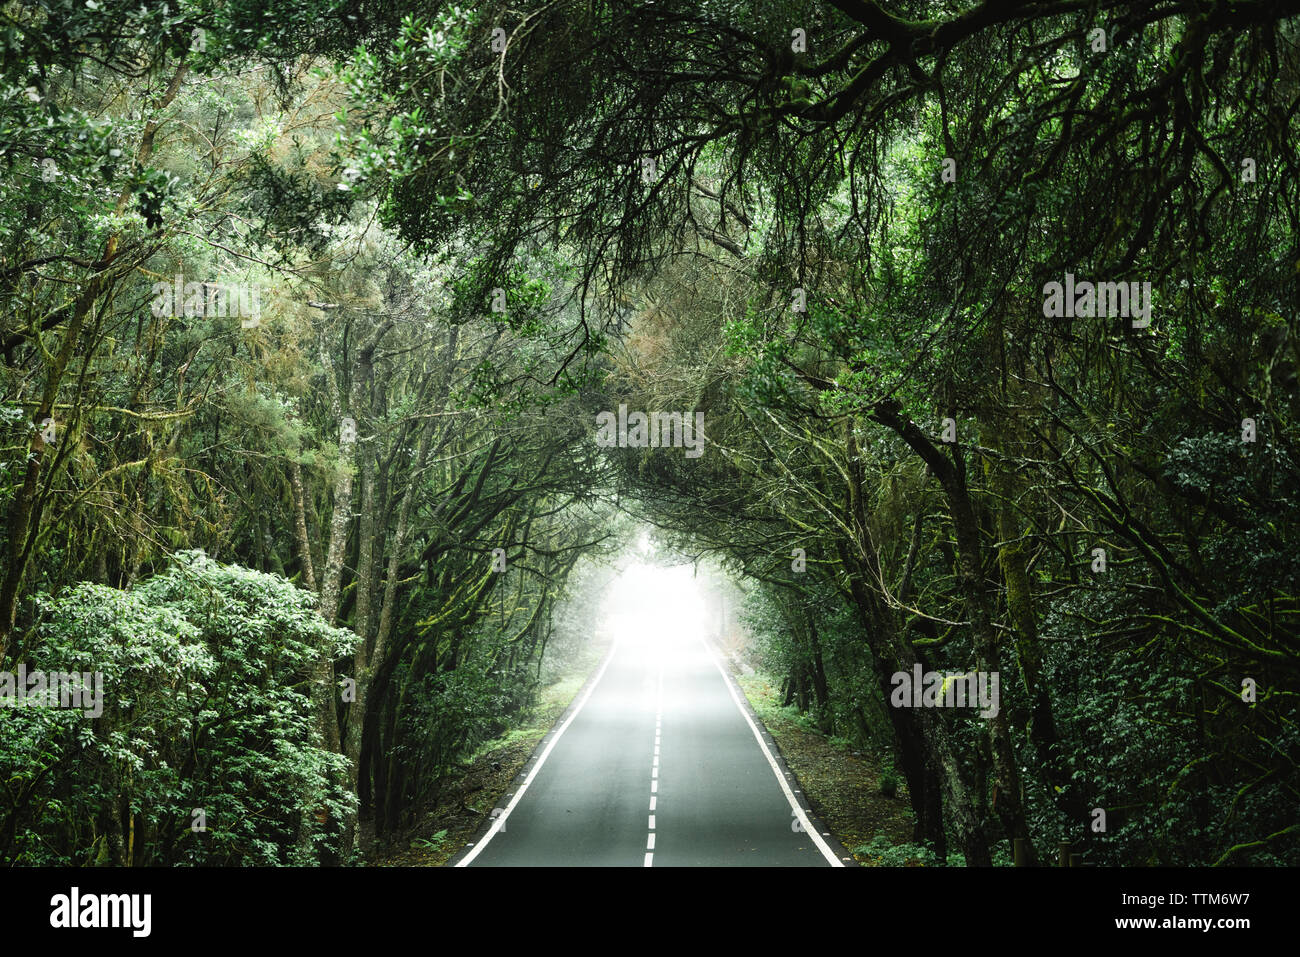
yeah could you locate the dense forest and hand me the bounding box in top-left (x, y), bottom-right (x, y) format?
top-left (1, 0), bottom-right (1297, 868)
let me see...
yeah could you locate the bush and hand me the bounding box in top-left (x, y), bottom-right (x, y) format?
top-left (0, 550), bottom-right (356, 865)
top-left (879, 763), bottom-right (901, 798)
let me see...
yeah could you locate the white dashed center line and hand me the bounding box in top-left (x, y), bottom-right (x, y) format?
top-left (645, 661), bottom-right (664, 867)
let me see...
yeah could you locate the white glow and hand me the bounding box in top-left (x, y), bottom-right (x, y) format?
top-left (601, 561), bottom-right (708, 661)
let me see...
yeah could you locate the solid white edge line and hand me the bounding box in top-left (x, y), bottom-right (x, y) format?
top-left (456, 640), bottom-right (622, 866)
top-left (700, 636), bottom-right (844, 867)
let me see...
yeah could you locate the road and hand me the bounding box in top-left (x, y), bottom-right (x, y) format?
top-left (457, 607), bottom-right (844, 867)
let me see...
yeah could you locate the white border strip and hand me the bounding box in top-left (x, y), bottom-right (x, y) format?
top-left (700, 637), bottom-right (844, 867)
top-left (456, 641), bottom-right (621, 866)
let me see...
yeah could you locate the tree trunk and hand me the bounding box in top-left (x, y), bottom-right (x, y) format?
top-left (871, 400), bottom-right (1037, 865)
top-left (841, 422), bottom-right (992, 864)
top-left (289, 459), bottom-right (316, 591)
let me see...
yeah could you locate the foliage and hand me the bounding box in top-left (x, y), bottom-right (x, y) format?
top-left (0, 552), bottom-right (355, 865)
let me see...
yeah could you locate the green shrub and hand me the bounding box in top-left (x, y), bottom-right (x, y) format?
top-left (0, 550), bottom-right (356, 866)
top-left (879, 763), bottom-right (901, 798)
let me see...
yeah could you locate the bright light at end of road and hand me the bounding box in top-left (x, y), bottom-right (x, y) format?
top-left (601, 561), bottom-right (710, 657)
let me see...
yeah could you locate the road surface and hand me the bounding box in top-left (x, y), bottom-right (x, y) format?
top-left (457, 621), bottom-right (843, 867)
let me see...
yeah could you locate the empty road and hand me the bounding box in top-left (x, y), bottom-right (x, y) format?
top-left (457, 591), bottom-right (844, 867)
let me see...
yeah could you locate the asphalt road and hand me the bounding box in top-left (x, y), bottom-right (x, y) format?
top-left (458, 619), bottom-right (841, 867)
